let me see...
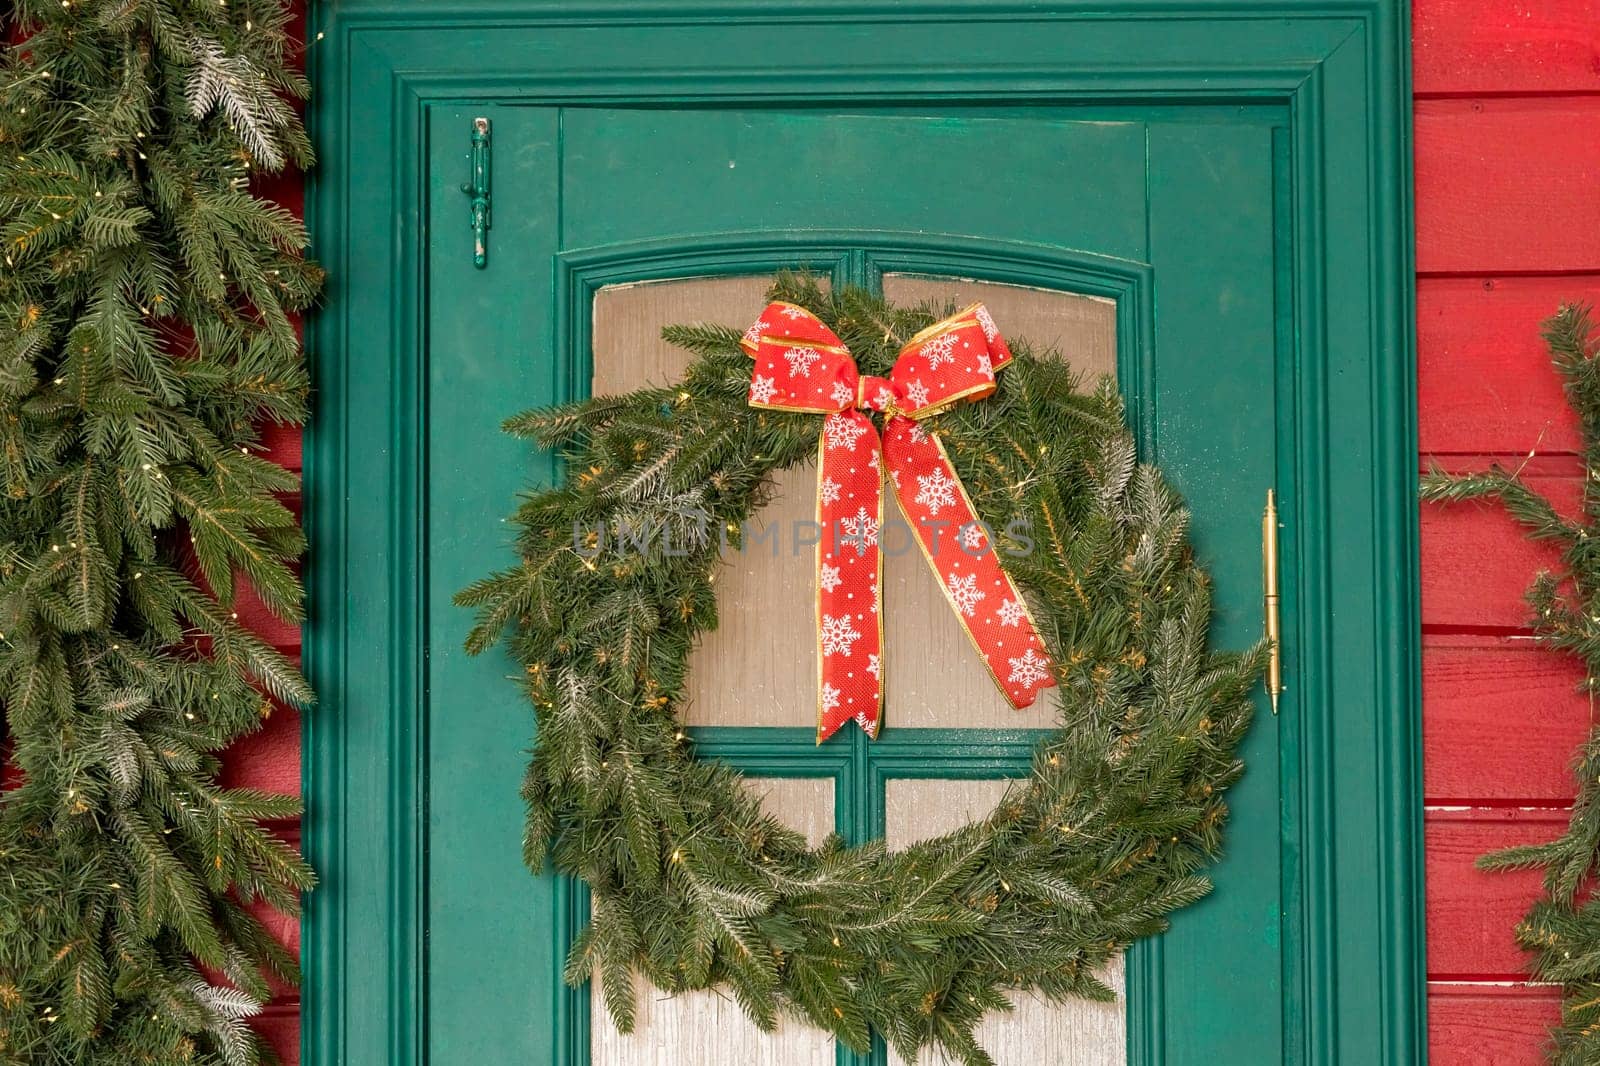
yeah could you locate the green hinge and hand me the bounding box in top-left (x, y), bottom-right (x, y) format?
top-left (459, 116), bottom-right (491, 268)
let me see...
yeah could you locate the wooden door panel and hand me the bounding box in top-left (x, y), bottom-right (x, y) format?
top-left (559, 110), bottom-right (1148, 260)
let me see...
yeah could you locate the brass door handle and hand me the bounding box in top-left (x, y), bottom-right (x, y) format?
top-left (1262, 489), bottom-right (1284, 714)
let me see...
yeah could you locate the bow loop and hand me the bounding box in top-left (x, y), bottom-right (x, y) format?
top-left (889, 304), bottom-right (1012, 419)
top-left (743, 302), bottom-right (858, 414)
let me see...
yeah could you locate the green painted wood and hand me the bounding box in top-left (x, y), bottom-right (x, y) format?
top-left (303, 5), bottom-right (1422, 1065)
top-left (424, 103), bottom-right (565, 1062)
top-left (1145, 118), bottom-right (1284, 1064)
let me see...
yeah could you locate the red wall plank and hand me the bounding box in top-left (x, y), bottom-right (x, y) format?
top-left (1413, 0), bottom-right (1600, 97)
top-left (1415, 98), bottom-right (1600, 275)
top-left (1428, 983), bottom-right (1558, 1066)
top-left (1424, 634), bottom-right (1589, 803)
top-left (1418, 276), bottom-right (1596, 457)
top-left (1426, 809), bottom-right (1567, 977)
top-left (220, 701), bottom-right (303, 797)
top-left (253, 1003), bottom-right (301, 1066)
top-left (1420, 474), bottom-right (1577, 629)
top-left (258, 418), bottom-right (304, 473)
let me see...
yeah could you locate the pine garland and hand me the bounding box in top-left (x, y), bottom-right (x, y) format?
top-left (0, 3), bottom-right (318, 1064)
top-left (1422, 305), bottom-right (1600, 1066)
top-left (462, 276), bottom-right (1268, 1066)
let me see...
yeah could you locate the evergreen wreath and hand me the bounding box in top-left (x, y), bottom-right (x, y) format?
top-left (461, 275), bottom-right (1269, 1065)
top-left (1, 3), bottom-right (318, 1063)
top-left (1422, 304), bottom-right (1600, 1066)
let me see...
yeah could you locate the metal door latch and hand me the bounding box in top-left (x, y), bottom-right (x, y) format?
top-left (460, 117), bottom-right (491, 268)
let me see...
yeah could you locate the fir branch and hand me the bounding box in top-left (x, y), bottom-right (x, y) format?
top-left (0, 3), bottom-right (318, 1061)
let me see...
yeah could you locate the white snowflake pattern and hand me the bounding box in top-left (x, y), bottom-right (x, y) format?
top-left (830, 380), bottom-right (854, 407)
top-left (996, 598), bottom-right (1026, 627)
top-left (958, 523), bottom-right (986, 551)
top-left (908, 422), bottom-right (930, 445)
top-left (785, 345), bottom-right (822, 378)
top-left (742, 320), bottom-right (770, 346)
top-left (749, 374), bottom-right (777, 404)
top-left (915, 468), bottom-right (958, 515)
top-left (840, 506), bottom-right (880, 554)
top-left (866, 653), bottom-right (881, 679)
top-left (821, 478), bottom-right (842, 504)
top-left (904, 380), bottom-right (930, 409)
top-left (780, 305), bottom-right (811, 320)
top-left (873, 386), bottom-right (896, 410)
top-left (823, 413), bottom-right (869, 451)
top-left (868, 449), bottom-right (880, 470)
top-left (920, 330), bottom-right (961, 369)
top-left (820, 614), bottom-right (862, 657)
top-left (974, 304), bottom-right (999, 341)
top-left (974, 352), bottom-right (993, 377)
top-left (819, 563), bottom-right (842, 593)
top-left (1007, 648), bottom-right (1051, 688)
top-left (947, 572), bottom-right (985, 616)
top-left (822, 682), bottom-right (840, 712)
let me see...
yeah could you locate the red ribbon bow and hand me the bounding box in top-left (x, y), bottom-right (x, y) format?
top-left (741, 301), bottom-right (1056, 741)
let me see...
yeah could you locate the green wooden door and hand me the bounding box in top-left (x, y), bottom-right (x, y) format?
top-left (424, 103), bottom-right (1285, 1064)
top-left (307, 9), bottom-right (1424, 1066)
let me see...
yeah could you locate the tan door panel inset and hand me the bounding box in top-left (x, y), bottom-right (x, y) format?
top-left (880, 276), bottom-right (1115, 729)
top-left (591, 777), bottom-right (835, 1065)
top-left (884, 778), bottom-right (1125, 1066)
top-left (880, 274), bottom-right (1116, 381)
top-left (593, 276), bottom-right (823, 728)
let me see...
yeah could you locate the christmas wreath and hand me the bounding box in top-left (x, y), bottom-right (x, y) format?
top-left (460, 274), bottom-right (1267, 1065)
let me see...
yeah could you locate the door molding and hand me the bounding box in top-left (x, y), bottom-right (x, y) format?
top-left (303, 4), bottom-right (1421, 1064)
top-left (554, 231), bottom-right (1154, 440)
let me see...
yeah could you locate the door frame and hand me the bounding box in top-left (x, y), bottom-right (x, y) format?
top-left (302, 3), bottom-right (1423, 1064)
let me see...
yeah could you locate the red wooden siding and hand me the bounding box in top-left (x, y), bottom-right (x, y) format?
top-left (1416, 1), bottom-right (1600, 1060)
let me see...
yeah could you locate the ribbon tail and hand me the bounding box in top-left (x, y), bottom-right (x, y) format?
top-left (816, 412), bottom-right (884, 742)
top-left (882, 418), bottom-right (1056, 709)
